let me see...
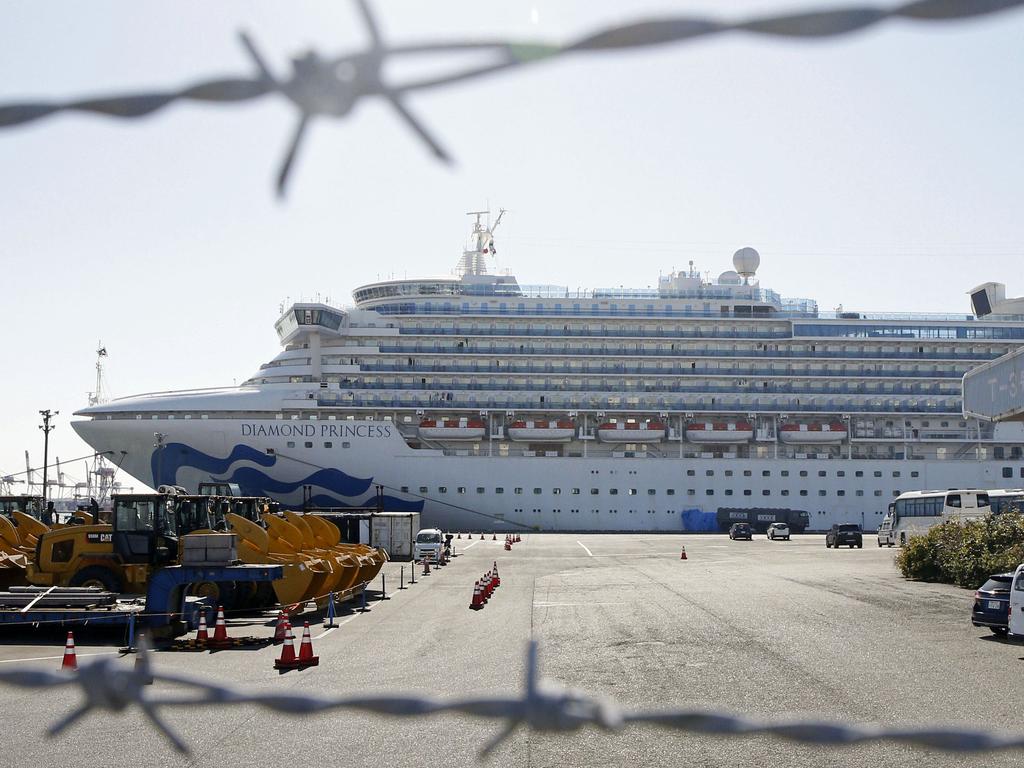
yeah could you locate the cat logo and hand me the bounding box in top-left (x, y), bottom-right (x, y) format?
top-left (85, 532), bottom-right (113, 544)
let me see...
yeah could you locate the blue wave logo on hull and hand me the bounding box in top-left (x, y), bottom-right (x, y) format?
top-left (151, 443), bottom-right (275, 488)
top-left (150, 442), bottom-right (423, 513)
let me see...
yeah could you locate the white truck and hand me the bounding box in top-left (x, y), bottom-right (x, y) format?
top-left (413, 528), bottom-right (445, 562)
top-left (1010, 564), bottom-right (1024, 638)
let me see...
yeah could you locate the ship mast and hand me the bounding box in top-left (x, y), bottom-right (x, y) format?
top-left (87, 343), bottom-right (108, 407)
top-left (456, 208), bottom-right (505, 276)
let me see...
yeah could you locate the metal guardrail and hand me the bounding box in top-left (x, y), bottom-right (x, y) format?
top-left (0, 0), bottom-right (1022, 196)
top-left (1, 640), bottom-right (1022, 757)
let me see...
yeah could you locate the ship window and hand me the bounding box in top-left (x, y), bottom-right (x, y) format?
top-left (457, 487), bottom-right (466, 494)
top-left (687, 470), bottom-right (695, 477)
top-left (705, 489), bottom-right (714, 496)
top-left (874, 471), bottom-right (882, 477)
top-left (837, 490), bottom-right (845, 496)
top-left (725, 489), bottom-right (733, 496)
top-left (419, 486), bottom-right (428, 493)
top-left (287, 441), bottom-right (295, 448)
top-left (571, 488), bottom-right (581, 495)
top-left (743, 490), bottom-right (752, 496)
top-left (781, 490), bottom-right (790, 496)
top-left (647, 489), bottom-right (656, 496)
top-left (837, 471), bottom-right (845, 477)
top-left (799, 471), bottom-right (808, 477)
top-left (476, 487), bottom-right (485, 493)
top-left (324, 442), bottom-right (333, 448)
top-left (725, 470), bottom-right (733, 477)
top-left (553, 488), bottom-right (561, 495)
top-left (591, 489), bottom-right (599, 495)
top-left (892, 471), bottom-right (901, 478)
top-left (874, 490), bottom-right (882, 496)
top-left (610, 489), bottom-right (619, 495)
top-left (514, 488), bottom-right (523, 494)
top-left (627, 489), bottom-right (637, 496)
top-left (688, 489), bottom-right (696, 496)
top-left (781, 470), bottom-right (789, 477)
top-left (743, 470), bottom-right (752, 477)
top-left (799, 490), bottom-right (808, 496)
top-left (666, 489), bottom-right (675, 496)
top-left (706, 470), bottom-right (714, 477)
top-left (438, 487), bottom-right (447, 493)
top-left (495, 487), bottom-right (504, 494)
top-left (400, 486), bottom-right (409, 493)
top-left (855, 471), bottom-right (864, 478)
top-left (911, 471), bottom-right (920, 478)
top-left (762, 490), bottom-right (770, 496)
top-left (1002, 467), bottom-right (1013, 479)
top-left (818, 490), bottom-right (827, 496)
top-left (818, 470), bottom-right (826, 477)
top-left (342, 442), bottom-right (350, 449)
top-left (304, 441), bottom-right (313, 448)
top-left (856, 490), bottom-right (864, 496)
top-left (533, 488), bottom-right (542, 494)
top-left (762, 470), bottom-right (770, 477)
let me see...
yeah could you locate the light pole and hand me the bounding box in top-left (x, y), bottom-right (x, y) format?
top-left (39, 409), bottom-right (58, 503)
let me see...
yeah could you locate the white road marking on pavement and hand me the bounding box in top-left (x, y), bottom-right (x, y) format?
top-left (533, 602), bottom-right (624, 607)
top-left (577, 541), bottom-right (593, 556)
top-left (461, 540), bottom-right (481, 550)
top-left (0, 650), bottom-right (120, 664)
top-left (706, 545), bottom-right (729, 549)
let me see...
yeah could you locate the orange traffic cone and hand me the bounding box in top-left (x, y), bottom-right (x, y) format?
top-left (296, 621), bottom-right (320, 668)
top-left (504, 539), bottom-right (511, 551)
top-left (470, 581), bottom-right (484, 610)
top-left (492, 533), bottom-right (497, 541)
top-left (457, 533), bottom-right (461, 539)
top-left (196, 608), bottom-right (209, 644)
top-left (493, 562), bottom-right (500, 587)
top-left (210, 605), bottom-right (230, 648)
top-left (273, 611), bottom-right (289, 644)
top-left (60, 631), bottom-right (78, 672)
top-left (274, 621), bottom-right (297, 670)
top-left (680, 546), bottom-right (687, 560)
top-left (479, 533), bottom-right (484, 540)
top-left (422, 556), bottom-right (431, 576)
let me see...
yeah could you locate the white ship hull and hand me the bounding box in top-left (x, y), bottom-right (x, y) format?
top-left (72, 417), bottom-right (1024, 533)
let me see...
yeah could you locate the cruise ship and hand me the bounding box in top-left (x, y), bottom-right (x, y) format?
top-left (72, 213), bottom-right (1024, 532)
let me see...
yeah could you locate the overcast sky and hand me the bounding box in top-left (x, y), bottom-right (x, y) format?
top-left (1, 1), bottom-right (1022, 494)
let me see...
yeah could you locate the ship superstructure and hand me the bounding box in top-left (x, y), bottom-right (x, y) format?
top-left (72, 213), bottom-right (1024, 532)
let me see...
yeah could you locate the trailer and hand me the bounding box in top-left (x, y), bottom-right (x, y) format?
top-left (0, 563), bottom-right (282, 637)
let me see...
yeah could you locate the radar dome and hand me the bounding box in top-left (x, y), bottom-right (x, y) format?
top-left (732, 247), bottom-right (760, 279)
top-left (718, 270), bottom-right (742, 285)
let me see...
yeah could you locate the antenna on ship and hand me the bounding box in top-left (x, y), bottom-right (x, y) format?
top-left (87, 343), bottom-right (108, 407)
top-left (457, 208), bottom-right (506, 276)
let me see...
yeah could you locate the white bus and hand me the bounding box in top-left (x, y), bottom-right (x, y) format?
top-left (987, 489), bottom-right (1024, 516)
top-left (877, 489), bottom-right (991, 547)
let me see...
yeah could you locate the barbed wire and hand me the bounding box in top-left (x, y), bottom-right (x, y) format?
top-left (0, 0), bottom-right (1021, 196)
top-left (1, 639), bottom-right (1023, 758)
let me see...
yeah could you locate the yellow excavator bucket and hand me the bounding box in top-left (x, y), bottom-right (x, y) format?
top-left (11, 512), bottom-right (49, 548)
top-left (287, 511), bottom-right (388, 585)
top-left (225, 512), bottom-right (328, 606)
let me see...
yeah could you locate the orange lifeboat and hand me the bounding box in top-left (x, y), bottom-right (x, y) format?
top-left (779, 421), bottom-right (848, 444)
top-left (596, 421), bottom-right (667, 443)
top-left (507, 419), bottom-right (576, 442)
top-left (418, 417), bottom-right (486, 441)
top-left (685, 421), bottom-right (754, 443)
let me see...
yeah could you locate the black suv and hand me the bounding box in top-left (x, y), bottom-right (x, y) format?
top-left (729, 522), bottom-right (752, 540)
top-left (972, 572), bottom-right (1013, 636)
top-left (826, 523), bottom-right (863, 548)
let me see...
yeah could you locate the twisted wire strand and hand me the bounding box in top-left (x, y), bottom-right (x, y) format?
top-left (1, 640), bottom-right (1022, 758)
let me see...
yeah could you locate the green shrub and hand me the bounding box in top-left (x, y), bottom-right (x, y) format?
top-left (895, 513), bottom-right (1024, 588)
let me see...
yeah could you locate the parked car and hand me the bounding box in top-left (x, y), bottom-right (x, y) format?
top-left (826, 523), bottom-right (863, 548)
top-left (729, 522), bottom-right (752, 540)
top-left (973, 572), bottom-right (1013, 635)
top-left (766, 522), bottom-right (790, 540)
top-left (413, 528), bottom-right (445, 561)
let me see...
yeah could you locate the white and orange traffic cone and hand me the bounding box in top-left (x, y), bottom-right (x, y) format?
top-left (680, 546), bottom-right (687, 560)
top-left (296, 621), bottom-right (319, 668)
top-left (273, 611), bottom-right (289, 644)
top-left (470, 581), bottom-right (484, 610)
top-left (210, 605), bottom-right (230, 648)
top-left (274, 621), bottom-right (297, 670)
top-left (196, 608), bottom-right (209, 644)
top-left (60, 631), bottom-right (78, 672)
top-left (493, 562), bottom-right (500, 588)
top-left (422, 556), bottom-right (431, 576)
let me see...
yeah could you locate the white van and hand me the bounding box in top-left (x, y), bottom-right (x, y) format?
top-left (1009, 564), bottom-right (1024, 638)
top-left (413, 528), bottom-right (445, 561)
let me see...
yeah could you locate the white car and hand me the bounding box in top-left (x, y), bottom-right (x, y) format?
top-left (413, 528), bottom-right (445, 561)
top-left (766, 522), bottom-right (790, 540)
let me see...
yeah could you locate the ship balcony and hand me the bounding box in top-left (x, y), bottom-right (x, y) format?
top-left (342, 381), bottom-right (958, 396)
